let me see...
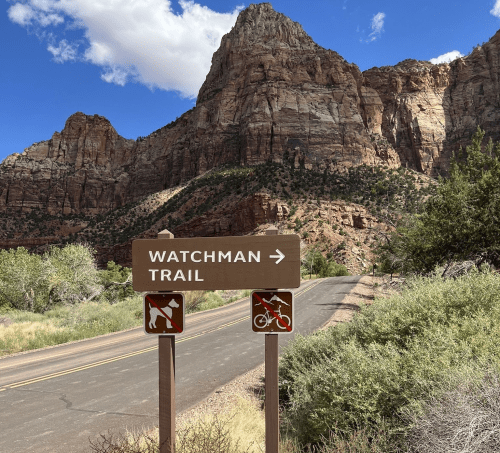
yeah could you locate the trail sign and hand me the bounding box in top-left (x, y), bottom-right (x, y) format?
top-left (144, 293), bottom-right (185, 335)
top-left (251, 291), bottom-right (294, 334)
top-left (132, 235), bottom-right (300, 291)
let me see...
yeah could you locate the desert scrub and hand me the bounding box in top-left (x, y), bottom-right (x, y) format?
top-left (404, 370), bottom-right (500, 452)
top-left (278, 268), bottom-right (500, 447)
top-left (0, 294), bottom-right (143, 356)
top-left (184, 289), bottom-right (251, 314)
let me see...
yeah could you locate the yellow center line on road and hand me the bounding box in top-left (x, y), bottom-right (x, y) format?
top-left (294, 279), bottom-right (322, 298)
top-left (0, 279), bottom-right (323, 391)
top-left (0, 316), bottom-right (250, 391)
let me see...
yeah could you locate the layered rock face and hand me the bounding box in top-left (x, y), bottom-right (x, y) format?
top-left (1, 3), bottom-right (500, 216)
top-left (0, 113), bottom-right (136, 215)
top-left (362, 47), bottom-right (500, 174)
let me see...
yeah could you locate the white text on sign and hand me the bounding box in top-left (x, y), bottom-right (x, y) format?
top-left (149, 250), bottom-right (261, 263)
top-left (148, 250), bottom-right (264, 282)
top-left (132, 235), bottom-right (300, 291)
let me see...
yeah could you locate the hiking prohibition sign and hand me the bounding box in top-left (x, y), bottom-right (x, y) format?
top-left (251, 290), bottom-right (294, 333)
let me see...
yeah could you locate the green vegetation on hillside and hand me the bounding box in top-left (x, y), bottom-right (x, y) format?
top-left (0, 155), bottom-right (433, 251)
top-left (75, 160), bottom-right (433, 247)
top-left (376, 126), bottom-right (500, 275)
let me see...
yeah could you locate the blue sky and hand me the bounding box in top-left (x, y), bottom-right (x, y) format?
top-left (2, 0), bottom-right (500, 164)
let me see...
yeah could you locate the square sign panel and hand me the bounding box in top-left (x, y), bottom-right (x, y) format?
top-left (144, 293), bottom-right (185, 335)
top-left (251, 291), bottom-right (294, 334)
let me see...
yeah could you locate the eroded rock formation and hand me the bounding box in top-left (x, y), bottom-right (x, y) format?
top-left (0, 3), bottom-right (499, 216)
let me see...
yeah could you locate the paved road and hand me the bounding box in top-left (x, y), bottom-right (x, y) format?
top-left (0, 276), bottom-right (361, 453)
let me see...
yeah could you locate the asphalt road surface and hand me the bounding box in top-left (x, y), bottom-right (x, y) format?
top-left (0, 276), bottom-right (361, 453)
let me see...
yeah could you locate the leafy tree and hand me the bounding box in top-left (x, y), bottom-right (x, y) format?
top-left (318, 261), bottom-right (349, 277)
top-left (0, 247), bottom-right (51, 312)
top-left (0, 244), bottom-right (105, 313)
top-left (42, 243), bottom-right (103, 306)
top-left (302, 248), bottom-right (323, 278)
top-left (376, 126), bottom-right (500, 274)
top-left (99, 261), bottom-right (134, 303)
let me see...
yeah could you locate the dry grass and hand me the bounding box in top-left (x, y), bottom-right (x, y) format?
top-left (90, 398), bottom-right (265, 453)
top-left (184, 290), bottom-right (206, 312)
top-left (405, 371), bottom-right (500, 453)
top-left (0, 321), bottom-right (63, 354)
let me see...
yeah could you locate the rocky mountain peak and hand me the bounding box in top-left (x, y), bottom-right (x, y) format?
top-left (62, 112), bottom-right (116, 134)
top-left (230, 2), bottom-right (313, 47)
top-left (21, 111), bottom-right (132, 169)
top-left (196, 2), bottom-right (322, 103)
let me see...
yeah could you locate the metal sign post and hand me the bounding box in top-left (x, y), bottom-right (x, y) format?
top-left (266, 333), bottom-right (279, 453)
top-left (265, 227), bottom-right (279, 453)
top-left (251, 288), bottom-right (294, 452)
top-left (157, 229), bottom-right (175, 453)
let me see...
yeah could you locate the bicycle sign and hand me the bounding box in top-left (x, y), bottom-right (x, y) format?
top-left (251, 291), bottom-right (294, 333)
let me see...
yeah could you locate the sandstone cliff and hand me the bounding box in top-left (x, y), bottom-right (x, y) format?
top-left (0, 2), bottom-right (499, 217)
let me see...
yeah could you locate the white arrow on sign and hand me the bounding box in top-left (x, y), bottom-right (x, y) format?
top-left (269, 249), bottom-right (285, 264)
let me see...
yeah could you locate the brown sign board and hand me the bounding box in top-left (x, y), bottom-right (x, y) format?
top-left (143, 293), bottom-right (185, 335)
top-left (132, 235), bottom-right (300, 291)
top-left (251, 291), bottom-right (294, 334)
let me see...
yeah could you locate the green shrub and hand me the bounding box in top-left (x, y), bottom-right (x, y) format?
top-left (0, 247), bottom-right (50, 312)
top-left (279, 269), bottom-right (500, 446)
top-left (318, 262), bottom-right (349, 277)
top-left (197, 291), bottom-right (225, 311)
top-left (99, 261), bottom-right (134, 303)
top-left (0, 244), bottom-right (106, 313)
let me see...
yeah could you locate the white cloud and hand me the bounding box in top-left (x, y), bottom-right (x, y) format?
top-left (101, 66), bottom-right (131, 86)
top-left (429, 50), bottom-right (464, 64)
top-left (7, 0), bottom-right (245, 99)
top-left (38, 12), bottom-right (64, 26)
top-left (47, 39), bottom-right (78, 63)
top-left (491, 0), bottom-right (500, 17)
top-left (368, 12), bottom-right (385, 42)
top-left (7, 3), bottom-right (36, 26)
top-left (8, 2), bottom-right (63, 27)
